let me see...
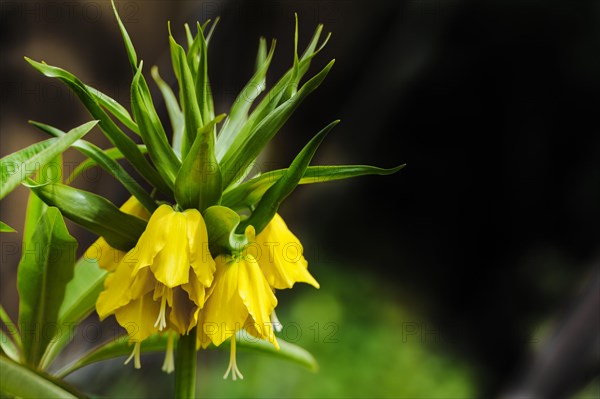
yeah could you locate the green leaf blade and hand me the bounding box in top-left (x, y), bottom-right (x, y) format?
top-left (27, 182), bottom-right (146, 251)
top-left (170, 34), bottom-right (203, 158)
top-left (17, 207), bottom-right (77, 366)
top-left (175, 115), bottom-right (225, 211)
top-left (0, 356), bottom-right (84, 399)
top-left (25, 57), bottom-right (171, 194)
top-left (0, 120), bottom-right (97, 200)
top-left (222, 164), bottom-right (406, 210)
top-left (240, 120), bottom-right (338, 234)
top-left (30, 121), bottom-right (157, 213)
top-left (40, 258), bottom-right (108, 369)
top-left (221, 60), bottom-right (335, 188)
top-left (130, 64), bottom-right (181, 188)
top-left (0, 221), bottom-right (16, 232)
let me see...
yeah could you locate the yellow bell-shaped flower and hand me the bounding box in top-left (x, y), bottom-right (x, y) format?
top-left (199, 236), bottom-right (279, 380)
top-left (254, 213), bottom-right (319, 289)
top-left (96, 204), bottom-right (216, 371)
top-left (84, 196), bottom-right (150, 271)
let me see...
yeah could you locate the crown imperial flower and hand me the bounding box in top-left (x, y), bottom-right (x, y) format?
top-left (96, 204), bottom-right (215, 371)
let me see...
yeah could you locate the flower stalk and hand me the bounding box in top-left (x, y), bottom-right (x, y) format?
top-left (175, 328), bottom-right (197, 399)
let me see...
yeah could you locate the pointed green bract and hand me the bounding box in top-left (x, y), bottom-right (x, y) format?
top-left (17, 207), bottom-right (77, 366)
top-left (111, 0), bottom-right (137, 71)
top-left (84, 84), bottom-right (140, 135)
top-left (26, 182), bottom-right (146, 251)
top-left (239, 120), bottom-right (338, 234)
top-left (65, 145), bottom-right (147, 184)
top-left (30, 121), bottom-right (157, 213)
top-left (220, 60), bottom-right (335, 187)
top-left (0, 221), bottom-right (16, 233)
top-left (175, 115), bottom-right (225, 211)
top-left (222, 164), bottom-right (406, 210)
top-left (24, 58), bottom-right (170, 194)
top-left (170, 32), bottom-right (204, 158)
top-left (216, 39), bottom-right (276, 160)
top-left (152, 66), bottom-right (184, 158)
top-left (131, 63), bottom-right (181, 188)
top-left (0, 120), bottom-right (97, 199)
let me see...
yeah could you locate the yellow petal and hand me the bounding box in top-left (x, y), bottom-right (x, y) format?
top-left (187, 209), bottom-right (216, 287)
top-left (114, 292), bottom-right (160, 342)
top-left (84, 196), bottom-right (150, 272)
top-left (201, 255), bottom-right (249, 346)
top-left (237, 255), bottom-right (278, 345)
top-left (96, 260), bottom-right (135, 319)
top-left (119, 196), bottom-right (151, 220)
top-left (182, 270), bottom-right (208, 308)
top-left (130, 205), bottom-right (174, 274)
top-left (149, 211), bottom-right (190, 287)
top-left (255, 213), bottom-right (319, 289)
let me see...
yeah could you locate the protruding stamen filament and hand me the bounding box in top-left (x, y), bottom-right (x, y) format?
top-left (154, 295), bottom-right (168, 331)
top-left (271, 310), bottom-right (283, 333)
top-left (124, 341), bottom-right (142, 369)
top-left (223, 334), bottom-right (244, 381)
top-left (162, 332), bottom-right (175, 374)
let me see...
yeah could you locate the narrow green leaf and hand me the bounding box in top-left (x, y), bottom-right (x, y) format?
top-left (0, 331), bottom-right (19, 362)
top-left (222, 164), bottom-right (406, 210)
top-left (84, 84), bottom-right (140, 135)
top-left (0, 221), bottom-right (16, 232)
top-left (191, 22), bottom-right (213, 123)
top-left (184, 23), bottom-right (195, 48)
top-left (26, 182), bottom-right (146, 251)
top-left (239, 120), bottom-right (338, 234)
top-left (0, 120), bottom-right (97, 199)
top-left (204, 17), bottom-right (220, 46)
top-left (110, 0), bottom-right (137, 71)
top-left (17, 207), bottom-right (77, 366)
top-left (217, 24), bottom-right (330, 158)
top-left (55, 334), bottom-right (167, 378)
top-left (25, 58), bottom-right (170, 194)
top-left (255, 37), bottom-right (268, 75)
top-left (65, 145), bottom-right (147, 184)
top-left (221, 60), bottom-right (335, 188)
top-left (0, 305), bottom-right (21, 360)
top-left (175, 114), bottom-right (225, 211)
top-left (131, 63), bottom-right (181, 187)
top-left (170, 33), bottom-right (203, 157)
top-left (30, 121), bottom-right (157, 213)
top-left (227, 331), bottom-right (318, 372)
top-left (0, 356), bottom-right (85, 399)
top-left (151, 66), bottom-right (184, 158)
top-left (216, 40), bottom-right (276, 160)
top-left (55, 331), bottom-right (317, 378)
top-left (40, 258), bottom-right (108, 370)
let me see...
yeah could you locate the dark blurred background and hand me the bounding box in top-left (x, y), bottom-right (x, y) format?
top-left (1, 0), bottom-right (599, 398)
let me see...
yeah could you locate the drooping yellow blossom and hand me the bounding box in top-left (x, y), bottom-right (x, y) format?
top-left (254, 213), bottom-right (319, 289)
top-left (96, 204), bottom-right (216, 371)
top-left (199, 226), bottom-right (279, 380)
top-left (84, 196), bottom-right (150, 271)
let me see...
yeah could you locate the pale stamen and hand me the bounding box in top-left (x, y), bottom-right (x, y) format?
top-left (161, 332), bottom-right (175, 374)
top-left (223, 334), bottom-right (244, 381)
top-left (154, 295), bottom-right (168, 331)
top-left (271, 310), bottom-right (283, 333)
top-left (124, 341), bottom-right (142, 369)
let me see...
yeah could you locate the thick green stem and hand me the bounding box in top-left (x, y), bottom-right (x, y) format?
top-left (175, 327), bottom-right (197, 399)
